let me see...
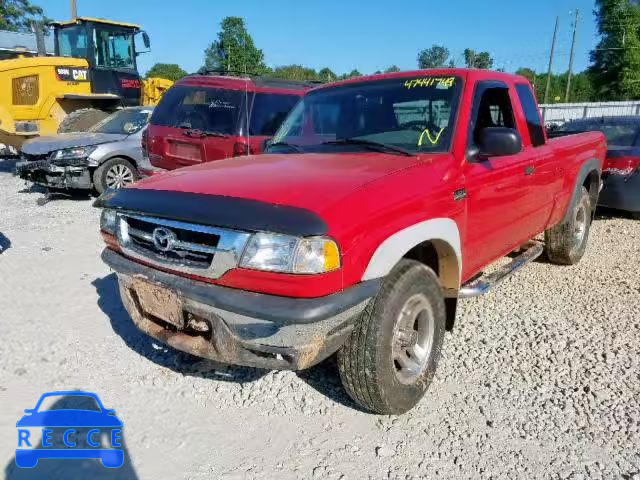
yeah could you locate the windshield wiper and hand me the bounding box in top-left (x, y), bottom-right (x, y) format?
top-left (266, 141), bottom-right (302, 152)
top-left (322, 138), bottom-right (414, 156)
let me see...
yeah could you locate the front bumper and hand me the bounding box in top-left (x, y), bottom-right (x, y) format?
top-left (598, 170), bottom-right (640, 213)
top-left (102, 249), bottom-right (380, 370)
top-left (15, 160), bottom-right (92, 189)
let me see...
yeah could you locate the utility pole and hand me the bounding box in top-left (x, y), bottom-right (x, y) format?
top-left (565, 9), bottom-right (580, 103)
top-left (544, 17), bottom-right (559, 104)
top-left (70, 0), bottom-right (77, 19)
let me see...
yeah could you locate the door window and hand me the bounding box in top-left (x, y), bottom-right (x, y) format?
top-left (94, 27), bottom-right (135, 70)
top-left (471, 87), bottom-right (516, 146)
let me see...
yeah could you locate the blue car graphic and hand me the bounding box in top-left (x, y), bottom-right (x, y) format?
top-left (15, 391), bottom-right (124, 468)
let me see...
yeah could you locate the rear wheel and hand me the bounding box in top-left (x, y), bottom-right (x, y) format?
top-left (58, 108), bottom-right (110, 133)
top-left (337, 259), bottom-right (446, 414)
top-left (545, 186), bottom-right (592, 265)
top-left (93, 157), bottom-right (139, 194)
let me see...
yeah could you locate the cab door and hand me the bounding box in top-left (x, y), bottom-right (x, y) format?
top-left (462, 81), bottom-right (540, 277)
top-left (513, 83), bottom-right (560, 234)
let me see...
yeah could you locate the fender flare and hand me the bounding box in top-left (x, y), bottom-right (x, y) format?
top-left (361, 218), bottom-right (462, 285)
top-left (562, 158), bottom-right (601, 223)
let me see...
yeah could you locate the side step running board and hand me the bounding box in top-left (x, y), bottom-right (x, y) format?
top-left (458, 242), bottom-right (544, 298)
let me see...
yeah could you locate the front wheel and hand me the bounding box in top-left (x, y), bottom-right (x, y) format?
top-left (93, 157), bottom-right (139, 194)
top-left (545, 186), bottom-right (592, 265)
top-left (337, 259), bottom-right (446, 414)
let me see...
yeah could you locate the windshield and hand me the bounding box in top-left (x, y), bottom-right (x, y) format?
top-left (271, 76), bottom-right (462, 154)
top-left (57, 24), bottom-right (88, 58)
top-left (91, 109), bottom-right (152, 134)
top-left (150, 85), bottom-right (243, 135)
top-left (559, 121), bottom-right (640, 147)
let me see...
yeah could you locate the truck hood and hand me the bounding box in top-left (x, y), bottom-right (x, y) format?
top-left (21, 132), bottom-right (127, 156)
top-left (135, 153), bottom-right (421, 213)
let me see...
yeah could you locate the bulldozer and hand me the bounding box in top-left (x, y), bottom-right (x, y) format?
top-left (0, 16), bottom-right (171, 151)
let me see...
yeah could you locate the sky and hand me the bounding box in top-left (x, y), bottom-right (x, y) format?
top-left (35, 0), bottom-right (600, 76)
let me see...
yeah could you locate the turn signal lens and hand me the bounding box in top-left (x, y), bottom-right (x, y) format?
top-left (323, 241), bottom-right (340, 272)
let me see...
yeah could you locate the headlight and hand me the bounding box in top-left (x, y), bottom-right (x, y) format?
top-left (51, 146), bottom-right (96, 163)
top-left (100, 208), bottom-right (117, 234)
top-left (239, 233), bottom-right (340, 274)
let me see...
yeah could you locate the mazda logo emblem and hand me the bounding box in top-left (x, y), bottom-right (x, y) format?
top-left (152, 227), bottom-right (176, 252)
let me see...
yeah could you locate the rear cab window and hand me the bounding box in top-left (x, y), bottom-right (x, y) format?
top-left (151, 85), bottom-right (243, 135)
top-left (515, 84), bottom-right (546, 147)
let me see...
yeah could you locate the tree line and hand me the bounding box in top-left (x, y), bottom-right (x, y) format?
top-left (5, 0), bottom-right (640, 103)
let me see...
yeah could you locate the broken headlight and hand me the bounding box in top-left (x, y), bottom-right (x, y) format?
top-left (100, 209), bottom-right (117, 234)
top-left (50, 146), bottom-right (96, 165)
top-left (239, 233), bottom-right (340, 274)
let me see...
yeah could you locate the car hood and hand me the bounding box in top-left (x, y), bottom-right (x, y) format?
top-left (21, 133), bottom-right (128, 156)
top-left (134, 153), bottom-right (421, 214)
top-left (16, 410), bottom-right (123, 427)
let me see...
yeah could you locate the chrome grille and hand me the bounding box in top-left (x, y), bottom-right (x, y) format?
top-left (116, 214), bottom-right (251, 279)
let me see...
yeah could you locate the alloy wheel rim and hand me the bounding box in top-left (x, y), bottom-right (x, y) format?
top-left (105, 164), bottom-right (134, 189)
top-left (392, 293), bottom-right (435, 385)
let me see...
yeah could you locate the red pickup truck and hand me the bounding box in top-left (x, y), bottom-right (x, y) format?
top-left (96, 69), bottom-right (606, 414)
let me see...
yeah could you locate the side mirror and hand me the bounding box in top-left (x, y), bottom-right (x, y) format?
top-left (23, 409), bottom-right (34, 414)
top-left (476, 127), bottom-right (522, 159)
top-left (104, 408), bottom-right (116, 415)
top-left (261, 138), bottom-right (272, 152)
top-left (142, 32), bottom-right (151, 49)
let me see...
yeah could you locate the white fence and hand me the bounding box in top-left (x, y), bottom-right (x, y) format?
top-left (540, 101), bottom-right (640, 125)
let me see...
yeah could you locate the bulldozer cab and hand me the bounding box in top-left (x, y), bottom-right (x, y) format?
top-left (51, 17), bottom-right (149, 106)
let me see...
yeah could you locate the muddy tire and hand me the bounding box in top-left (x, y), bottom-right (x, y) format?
top-left (337, 259), bottom-right (446, 415)
top-left (545, 186), bottom-right (592, 265)
top-left (93, 157), bottom-right (138, 194)
top-left (58, 108), bottom-right (110, 133)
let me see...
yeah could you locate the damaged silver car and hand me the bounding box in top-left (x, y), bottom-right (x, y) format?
top-left (15, 107), bottom-right (153, 194)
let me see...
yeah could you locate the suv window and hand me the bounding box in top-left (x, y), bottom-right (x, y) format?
top-left (250, 94), bottom-right (300, 136)
top-left (515, 84), bottom-right (545, 147)
top-left (151, 85), bottom-right (243, 135)
top-left (472, 86), bottom-right (515, 145)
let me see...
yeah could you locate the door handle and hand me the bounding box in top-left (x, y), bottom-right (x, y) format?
top-left (524, 165), bottom-right (535, 176)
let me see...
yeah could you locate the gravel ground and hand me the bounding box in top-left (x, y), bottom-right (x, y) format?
top-left (0, 159), bottom-right (639, 479)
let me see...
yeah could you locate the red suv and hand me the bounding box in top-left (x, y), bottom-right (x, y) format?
top-left (143, 75), bottom-right (310, 172)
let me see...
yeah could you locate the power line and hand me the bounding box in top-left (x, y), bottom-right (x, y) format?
top-left (545, 17), bottom-right (560, 104)
top-left (566, 9), bottom-right (580, 102)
